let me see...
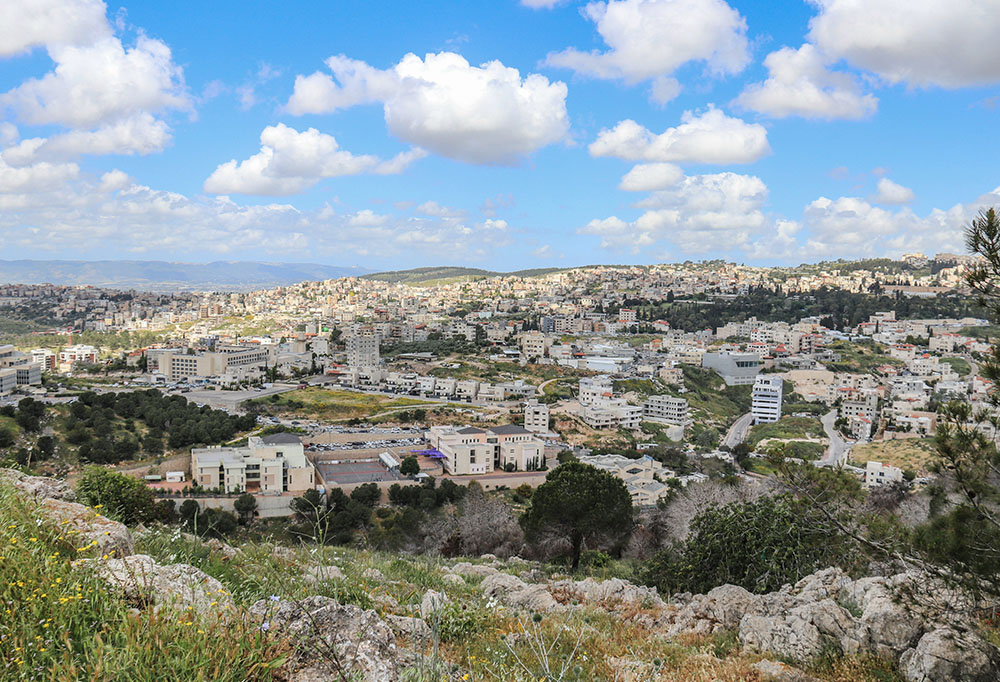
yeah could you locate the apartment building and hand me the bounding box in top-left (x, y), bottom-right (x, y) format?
top-left (519, 331), bottom-right (552, 360)
top-left (523, 398), bottom-right (550, 433)
top-left (840, 394), bottom-right (879, 421)
top-left (580, 398), bottom-right (643, 430)
top-left (642, 395), bottom-right (690, 426)
top-left (701, 351), bottom-right (761, 386)
top-left (578, 375), bottom-right (614, 406)
top-left (751, 375), bottom-right (783, 424)
top-left (191, 433), bottom-right (315, 494)
top-left (30, 348), bottom-right (56, 371)
top-left (863, 460), bottom-right (903, 488)
top-left (345, 330), bottom-right (380, 369)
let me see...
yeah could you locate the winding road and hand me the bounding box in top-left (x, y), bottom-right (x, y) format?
top-left (723, 412), bottom-right (753, 448)
top-left (818, 409), bottom-right (852, 467)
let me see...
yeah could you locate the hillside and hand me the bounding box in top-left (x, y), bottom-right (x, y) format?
top-left (0, 260), bottom-right (371, 291)
top-left (362, 266), bottom-right (565, 285)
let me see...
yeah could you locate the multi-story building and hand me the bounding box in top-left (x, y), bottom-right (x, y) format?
top-left (523, 399), bottom-right (550, 433)
top-left (840, 394), bottom-right (878, 421)
top-left (642, 395), bottom-right (690, 425)
top-left (191, 433), bottom-right (315, 494)
top-left (578, 375), bottom-right (614, 406)
top-left (345, 330), bottom-right (380, 369)
top-left (863, 460), bottom-right (903, 488)
top-left (58, 344), bottom-right (99, 367)
top-left (158, 345), bottom-right (270, 382)
top-left (426, 424), bottom-right (546, 474)
top-left (30, 348), bottom-right (56, 371)
top-left (751, 375), bottom-right (783, 424)
top-left (0, 368), bottom-right (16, 396)
top-left (580, 398), bottom-right (643, 430)
top-left (578, 454), bottom-right (672, 506)
top-left (701, 351), bottom-right (761, 386)
top-left (0, 345), bottom-right (42, 387)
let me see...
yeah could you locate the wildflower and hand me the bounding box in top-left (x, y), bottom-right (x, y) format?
top-left (269, 595), bottom-right (281, 602)
top-left (259, 622), bottom-right (270, 632)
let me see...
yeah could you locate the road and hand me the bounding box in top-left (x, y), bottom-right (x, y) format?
top-left (818, 409), bottom-right (852, 467)
top-left (723, 412), bottom-right (753, 448)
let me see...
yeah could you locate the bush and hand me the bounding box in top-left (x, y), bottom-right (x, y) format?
top-left (76, 467), bottom-right (156, 526)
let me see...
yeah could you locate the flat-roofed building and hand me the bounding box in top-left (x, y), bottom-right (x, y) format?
top-left (702, 351), bottom-right (761, 386)
top-left (523, 399), bottom-right (550, 433)
top-left (642, 395), bottom-right (690, 426)
top-left (751, 375), bottom-right (783, 424)
top-left (426, 424), bottom-right (546, 474)
top-left (191, 433), bottom-right (314, 494)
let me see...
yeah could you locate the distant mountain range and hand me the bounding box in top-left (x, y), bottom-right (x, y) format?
top-left (362, 266), bottom-right (566, 285)
top-left (0, 260), bottom-right (371, 291)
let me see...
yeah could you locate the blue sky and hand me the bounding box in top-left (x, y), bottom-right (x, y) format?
top-left (2, 0), bottom-right (999, 270)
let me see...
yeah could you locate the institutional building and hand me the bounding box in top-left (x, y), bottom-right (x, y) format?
top-left (191, 433), bottom-right (315, 494)
top-left (701, 351), bottom-right (761, 386)
top-left (425, 424), bottom-right (546, 475)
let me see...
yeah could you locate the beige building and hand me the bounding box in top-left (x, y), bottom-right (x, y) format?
top-left (158, 345), bottom-right (270, 382)
top-left (191, 433), bottom-right (315, 494)
top-left (578, 454), bottom-right (673, 506)
top-left (642, 395), bottom-right (690, 426)
top-left (523, 398), bottom-right (550, 433)
top-left (426, 424), bottom-right (546, 475)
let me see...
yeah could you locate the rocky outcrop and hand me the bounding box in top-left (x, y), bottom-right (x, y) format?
top-left (386, 615), bottom-right (431, 641)
top-left (250, 596), bottom-right (402, 682)
top-left (550, 577), bottom-right (666, 611)
top-left (899, 628), bottom-right (1000, 682)
top-left (754, 660), bottom-right (820, 682)
top-left (41, 497), bottom-right (134, 557)
top-left (449, 561), bottom-right (498, 578)
top-left (0, 468), bottom-right (76, 501)
top-left (89, 554), bottom-right (232, 614)
top-left (302, 563), bottom-right (345, 585)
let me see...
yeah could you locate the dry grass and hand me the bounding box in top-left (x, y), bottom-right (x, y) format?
top-left (851, 437), bottom-right (937, 475)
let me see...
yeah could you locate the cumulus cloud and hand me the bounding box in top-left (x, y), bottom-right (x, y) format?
top-left (203, 124), bottom-right (425, 195)
top-left (1, 0), bottom-right (111, 57)
top-left (872, 177), bottom-right (915, 205)
top-left (589, 106), bottom-right (769, 164)
top-left (286, 51), bottom-right (569, 164)
top-left (619, 162), bottom-right (683, 191)
top-left (735, 44), bottom-right (877, 120)
top-left (2, 36), bottom-right (189, 128)
top-left (3, 113), bottom-right (172, 164)
top-left (808, 0), bottom-right (1000, 88)
top-left (0, 153), bottom-right (79, 193)
top-left (580, 171), bottom-right (769, 253)
top-left (522, 0), bottom-right (566, 7)
top-left (545, 0), bottom-right (749, 102)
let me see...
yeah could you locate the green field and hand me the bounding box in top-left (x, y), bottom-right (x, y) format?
top-left (940, 356), bottom-right (971, 376)
top-left (823, 341), bottom-right (904, 373)
top-left (249, 387), bottom-right (451, 421)
top-left (748, 415), bottom-right (826, 448)
top-left (852, 437), bottom-right (937, 475)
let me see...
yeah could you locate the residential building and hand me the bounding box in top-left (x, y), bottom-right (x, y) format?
top-left (30, 348), bottom-right (56, 371)
top-left (751, 375), bottom-right (783, 424)
top-left (580, 398), bottom-right (643, 430)
top-left (864, 461), bottom-right (904, 488)
top-left (191, 433), bottom-right (315, 494)
top-left (578, 375), bottom-right (614, 406)
top-left (840, 394), bottom-right (878, 421)
top-left (701, 351), bottom-right (761, 386)
top-left (642, 395), bottom-right (690, 426)
top-left (523, 399), bottom-right (550, 433)
top-left (345, 330), bottom-right (380, 369)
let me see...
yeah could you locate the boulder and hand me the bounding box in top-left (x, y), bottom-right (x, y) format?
top-left (0, 468), bottom-right (76, 501)
top-left (450, 562), bottom-right (498, 578)
top-left (481, 572), bottom-right (529, 599)
top-left (899, 628), bottom-right (1000, 682)
top-left (91, 554), bottom-right (231, 615)
top-left (362, 568), bottom-right (385, 581)
top-left (420, 590), bottom-right (449, 619)
top-left (754, 660), bottom-right (820, 682)
top-left (386, 615), bottom-right (431, 641)
top-left (792, 567), bottom-right (853, 604)
top-left (480, 572), bottom-right (562, 613)
top-left (302, 563), bottom-right (345, 584)
top-left (441, 573), bottom-right (465, 587)
top-left (41, 497), bottom-right (134, 557)
top-left (204, 538), bottom-right (241, 560)
top-left (739, 613), bottom-right (825, 661)
top-left (551, 577), bottom-right (665, 610)
top-left (705, 584), bottom-right (762, 628)
top-left (250, 596), bottom-right (401, 682)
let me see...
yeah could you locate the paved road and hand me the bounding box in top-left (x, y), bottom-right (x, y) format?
top-left (723, 412), bottom-right (753, 448)
top-left (818, 409), bottom-right (852, 467)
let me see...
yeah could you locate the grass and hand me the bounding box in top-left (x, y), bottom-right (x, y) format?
top-left (824, 341), bottom-right (903, 374)
top-left (940, 356), bottom-right (971, 376)
top-left (249, 387), bottom-right (438, 421)
top-left (0, 487), bottom-right (286, 681)
top-left (851, 438), bottom-right (937, 475)
top-left (748, 416), bottom-right (826, 448)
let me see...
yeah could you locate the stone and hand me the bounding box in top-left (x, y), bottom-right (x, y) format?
top-left (553, 577), bottom-right (665, 610)
top-left (859, 593), bottom-right (924, 656)
top-left (386, 615), bottom-right (431, 642)
top-left (705, 584), bottom-right (761, 628)
top-left (754, 660), bottom-right (820, 682)
top-left (481, 572), bottom-right (528, 599)
top-left (302, 563), bottom-right (345, 584)
top-left (441, 573), bottom-right (464, 587)
top-left (480, 572), bottom-right (562, 613)
top-left (419, 590), bottom-right (449, 619)
top-left (362, 567), bottom-right (385, 581)
top-left (41, 497), bottom-right (134, 557)
top-left (90, 554), bottom-right (232, 615)
top-left (204, 538), bottom-right (241, 560)
top-left (739, 613), bottom-right (825, 661)
top-left (450, 562), bottom-right (498, 578)
top-left (899, 628), bottom-right (1000, 682)
top-left (0, 468), bottom-right (76, 501)
top-left (250, 596), bottom-right (401, 682)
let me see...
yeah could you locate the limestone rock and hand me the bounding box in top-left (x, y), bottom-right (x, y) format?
top-left (450, 562), bottom-right (498, 578)
top-left (754, 660), bottom-right (820, 682)
top-left (0, 468), bottom-right (76, 501)
top-left (302, 563), bottom-right (345, 584)
top-left (386, 615), bottom-right (431, 641)
top-left (441, 573), bottom-right (465, 587)
top-left (362, 567), bottom-right (385, 581)
top-left (250, 596), bottom-right (401, 682)
top-left (91, 554), bottom-right (231, 614)
top-left (739, 613), bottom-right (825, 661)
top-left (204, 538), bottom-right (241, 560)
top-left (899, 628), bottom-right (1000, 682)
top-left (420, 590), bottom-right (449, 619)
top-left (41, 497), bottom-right (134, 557)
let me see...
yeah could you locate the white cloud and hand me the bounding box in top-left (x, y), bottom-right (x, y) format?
top-left (808, 0), bottom-right (1000, 88)
top-left (2, 36), bottom-right (190, 129)
top-left (545, 0), bottom-right (749, 100)
top-left (735, 44), bottom-right (877, 120)
top-left (347, 209), bottom-right (390, 227)
top-left (581, 171), bottom-right (769, 253)
top-left (0, 0), bottom-right (111, 57)
top-left (203, 124), bottom-right (424, 195)
top-left (3, 113), bottom-right (172, 164)
top-left (0, 154), bottom-right (79, 193)
top-left (286, 52), bottom-right (569, 164)
top-left (415, 201), bottom-right (466, 218)
top-left (589, 106), bottom-right (770, 164)
top-left (872, 178), bottom-right (915, 205)
top-left (619, 162), bottom-right (683, 191)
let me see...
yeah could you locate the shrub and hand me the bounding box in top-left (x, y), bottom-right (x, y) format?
top-left (76, 466), bottom-right (156, 526)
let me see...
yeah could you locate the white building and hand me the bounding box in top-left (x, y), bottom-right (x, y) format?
top-left (864, 460), bottom-right (904, 488)
top-left (523, 399), bottom-right (550, 433)
top-left (191, 433), bottom-right (315, 494)
top-left (345, 330), bottom-right (380, 369)
top-left (58, 344), bottom-right (99, 367)
top-left (702, 351), bottom-right (761, 386)
top-left (578, 375), bottom-right (614, 406)
top-left (751, 375), bottom-right (783, 424)
top-left (642, 395), bottom-right (690, 426)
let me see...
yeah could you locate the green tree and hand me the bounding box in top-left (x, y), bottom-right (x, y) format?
top-left (234, 493), bottom-right (258, 525)
top-left (75, 467), bottom-right (155, 526)
top-left (400, 456), bottom-right (420, 476)
top-left (521, 461), bottom-right (633, 570)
